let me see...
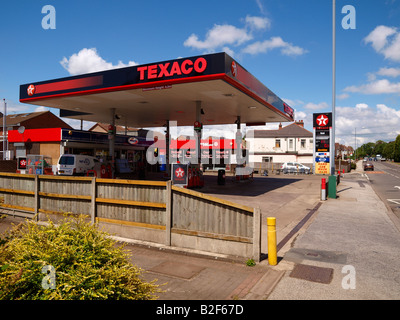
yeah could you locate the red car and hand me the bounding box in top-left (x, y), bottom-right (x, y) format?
top-left (363, 162), bottom-right (374, 171)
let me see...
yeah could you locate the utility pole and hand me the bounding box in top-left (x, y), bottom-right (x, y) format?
top-left (2, 99), bottom-right (7, 160)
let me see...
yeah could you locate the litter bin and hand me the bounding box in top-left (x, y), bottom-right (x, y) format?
top-left (328, 175), bottom-right (337, 199)
top-left (217, 169), bottom-right (225, 185)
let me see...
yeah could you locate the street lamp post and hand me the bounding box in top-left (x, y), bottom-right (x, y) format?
top-left (355, 128), bottom-right (357, 161)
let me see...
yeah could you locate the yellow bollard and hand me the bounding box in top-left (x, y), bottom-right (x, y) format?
top-left (267, 217), bottom-right (277, 266)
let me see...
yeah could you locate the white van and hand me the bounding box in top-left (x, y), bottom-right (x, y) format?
top-left (57, 154), bottom-right (100, 176)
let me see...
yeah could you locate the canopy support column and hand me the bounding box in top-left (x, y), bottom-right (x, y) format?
top-left (166, 120), bottom-right (170, 179)
top-left (195, 101), bottom-right (202, 166)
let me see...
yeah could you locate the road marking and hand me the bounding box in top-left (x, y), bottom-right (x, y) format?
top-left (394, 186), bottom-right (400, 190)
top-left (387, 199), bottom-right (400, 205)
top-left (364, 171), bottom-right (385, 174)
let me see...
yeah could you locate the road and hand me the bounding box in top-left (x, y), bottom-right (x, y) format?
top-left (363, 161), bottom-right (400, 219)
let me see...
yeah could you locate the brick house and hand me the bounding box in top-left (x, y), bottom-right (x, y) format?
top-left (0, 111), bottom-right (72, 160)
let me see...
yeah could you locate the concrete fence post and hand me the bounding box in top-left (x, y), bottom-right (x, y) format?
top-left (90, 177), bottom-right (96, 224)
top-left (165, 180), bottom-right (172, 246)
top-left (252, 207), bottom-right (261, 262)
top-left (34, 175), bottom-right (39, 222)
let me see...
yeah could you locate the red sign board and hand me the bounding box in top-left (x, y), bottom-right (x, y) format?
top-left (8, 128), bottom-right (61, 142)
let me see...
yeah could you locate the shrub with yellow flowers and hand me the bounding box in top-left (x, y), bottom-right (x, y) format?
top-left (0, 215), bottom-right (159, 300)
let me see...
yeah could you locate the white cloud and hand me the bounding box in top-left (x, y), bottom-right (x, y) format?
top-left (355, 103), bottom-right (369, 110)
top-left (344, 79), bottom-right (400, 94)
top-left (222, 46), bottom-right (235, 57)
top-left (376, 103), bottom-right (400, 119)
top-left (184, 16), bottom-right (306, 57)
top-left (34, 106), bottom-right (49, 112)
top-left (303, 102), bottom-right (329, 111)
top-left (364, 25), bottom-right (397, 51)
top-left (282, 98), bottom-right (304, 107)
top-left (245, 15), bottom-right (271, 31)
top-left (295, 111), bottom-right (306, 120)
top-left (364, 25), bottom-right (400, 62)
top-left (376, 67), bottom-right (400, 77)
top-left (335, 103), bottom-right (400, 146)
top-left (281, 44), bottom-right (308, 56)
top-left (256, 0), bottom-right (266, 15)
top-left (241, 37), bottom-right (283, 54)
top-left (2, 100), bottom-right (31, 114)
top-left (343, 66), bottom-right (400, 98)
top-left (242, 36), bottom-right (307, 56)
top-left (60, 48), bottom-right (138, 75)
top-left (337, 93), bottom-right (349, 100)
top-left (184, 24), bottom-right (253, 52)
top-left (60, 117), bottom-right (96, 130)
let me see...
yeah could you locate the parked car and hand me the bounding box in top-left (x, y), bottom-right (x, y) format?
top-left (363, 162), bottom-right (374, 171)
top-left (281, 162), bottom-right (310, 174)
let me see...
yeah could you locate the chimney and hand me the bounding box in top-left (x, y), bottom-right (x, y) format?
top-left (295, 120), bottom-right (304, 128)
top-left (278, 123), bottom-right (282, 130)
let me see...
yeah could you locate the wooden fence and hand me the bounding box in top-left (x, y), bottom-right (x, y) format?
top-left (0, 173), bottom-right (261, 260)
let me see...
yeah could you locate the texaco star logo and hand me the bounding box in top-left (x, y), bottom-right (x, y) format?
top-left (231, 61), bottom-right (237, 77)
top-left (27, 84), bottom-right (35, 96)
top-left (175, 168), bottom-right (185, 178)
top-left (316, 114), bottom-right (329, 126)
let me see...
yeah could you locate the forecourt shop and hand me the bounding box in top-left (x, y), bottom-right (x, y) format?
top-left (20, 52), bottom-right (294, 181)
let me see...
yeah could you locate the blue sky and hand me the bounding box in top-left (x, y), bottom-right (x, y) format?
top-left (1, 0), bottom-right (400, 147)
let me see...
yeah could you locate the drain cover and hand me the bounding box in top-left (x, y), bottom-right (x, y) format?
top-left (289, 264), bottom-right (333, 284)
top-left (149, 261), bottom-right (205, 279)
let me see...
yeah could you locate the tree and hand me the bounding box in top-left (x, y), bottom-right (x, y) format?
top-left (373, 140), bottom-right (386, 156)
top-left (356, 142), bottom-right (375, 159)
top-left (394, 135), bottom-right (400, 162)
top-left (383, 141), bottom-right (395, 160)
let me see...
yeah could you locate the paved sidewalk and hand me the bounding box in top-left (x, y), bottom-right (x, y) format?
top-left (123, 243), bottom-right (284, 300)
top-left (268, 170), bottom-right (400, 299)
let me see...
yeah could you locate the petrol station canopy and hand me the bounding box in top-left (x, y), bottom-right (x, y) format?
top-left (20, 52), bottom-right (294, 128)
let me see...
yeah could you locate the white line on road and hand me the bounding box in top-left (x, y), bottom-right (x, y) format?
top-left (387, 199), bottom-right (400, 205)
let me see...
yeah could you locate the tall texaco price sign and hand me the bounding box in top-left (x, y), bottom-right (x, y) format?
top-left (313, 113), bottom-right (332, 175)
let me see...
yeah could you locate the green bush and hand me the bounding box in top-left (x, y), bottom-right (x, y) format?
top-left (0, 215), bottom-right (159, 300)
